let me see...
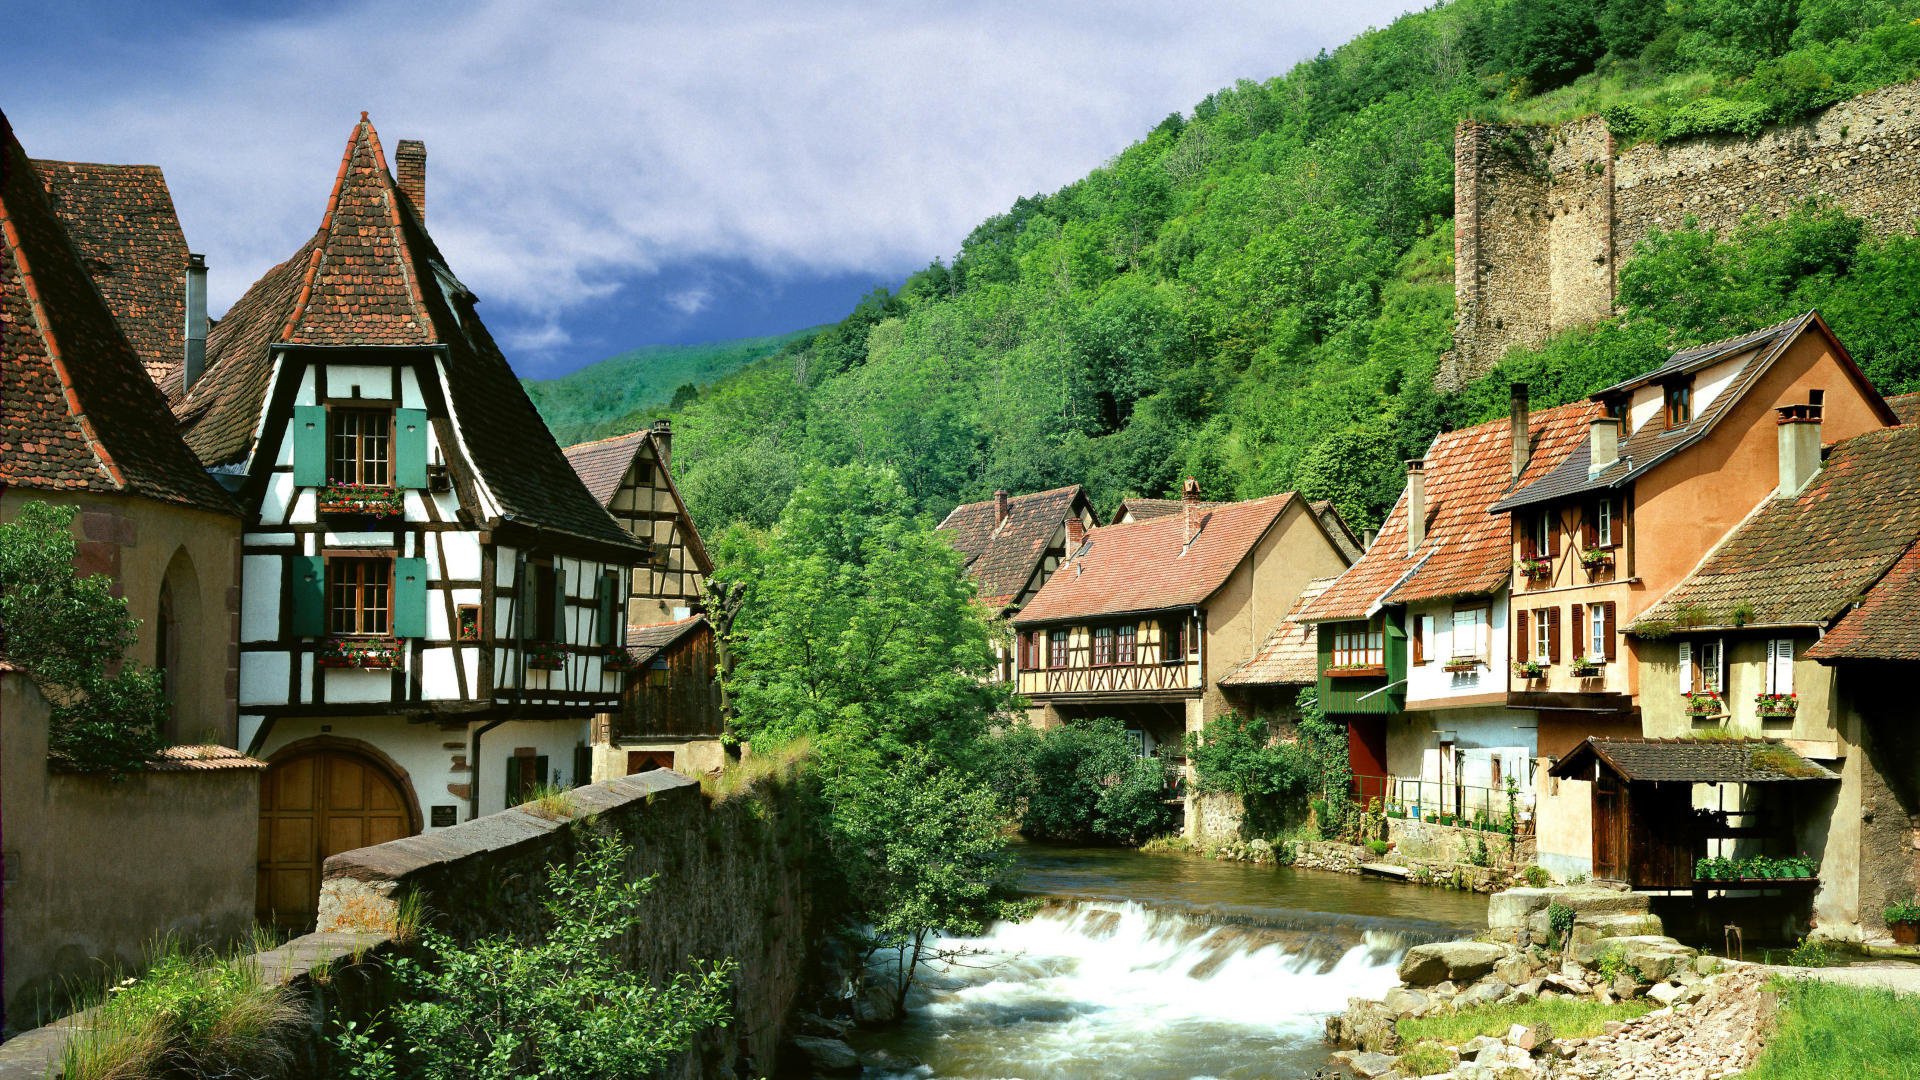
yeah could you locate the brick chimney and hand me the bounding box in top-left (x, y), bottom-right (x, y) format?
top-left (994, 489), bottom-right (1010, 526)
top-left (396, 139), bottom-right (426, 222)
top-left (1182, 477), bottom-right (1202, 545)
top-left (1510, 383), bottom-right (1531, 481)
top-left (1066, 516), bottom-right (1086, 549)
top-left (1776, 403), bottom-right (1823, 495)
top-left (183, 253), bottom-right (208, 391)
top-left (1587, 415), bottom-right (1619, 477)
top-left (649, 418), bottom-right (672, 468)
top-left (1405, 459), bottom-right (1426, 555)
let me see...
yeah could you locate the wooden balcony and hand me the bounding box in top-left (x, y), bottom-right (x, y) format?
top-left (1016, 660), bottom-right (1202, 701)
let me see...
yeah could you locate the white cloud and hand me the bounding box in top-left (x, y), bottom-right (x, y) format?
top-left (665, 285), bottom-right (714, 317)
top-left (11, 0), bottom-right (1421, 328)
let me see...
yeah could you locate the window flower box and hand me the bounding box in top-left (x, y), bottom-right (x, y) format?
top-left (1686, 691), bottom-right (1725, 718)
top-left (603, 647), bottom-right (645, 673)
top-left (316, 482), bottom-right (405, 518)
top-left (1518, 556), bottom-right (1553, 580)
top-left (1443, 656), bottom-right (1485, 674)
top-left (1696, 854), bottom-right (1817, 884)
top-left (1326, 662), bottom-right (1387, 678)
top-left (1515, 659), bottom-right (1548, 680)
top-left (1756, 693), bottom-right (1798, 718)
top-left (1570, 655), bottom-right (1604, 678)
top-left (1579, 548), bottom-right (1614, 570)
top-left (320, 636), bottom-right (400, 670)
top-left (525, 642), bottom-right (567, 671)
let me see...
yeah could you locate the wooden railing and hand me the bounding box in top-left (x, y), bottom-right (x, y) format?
top-left (1016, 660), bottom-right (1201, 697)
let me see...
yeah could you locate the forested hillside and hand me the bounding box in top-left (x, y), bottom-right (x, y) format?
top-left (524, 328), bottom-right (817, 445)
top-left (593, 0), bottom-right (1920, 535)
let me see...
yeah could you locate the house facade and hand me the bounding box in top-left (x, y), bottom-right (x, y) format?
top-left (173, 116), bottom-right (644, 927)
top-left (1490, 313), bottom-right (1897, 881)
top-left (938, 485), bottom-right (1097, 680)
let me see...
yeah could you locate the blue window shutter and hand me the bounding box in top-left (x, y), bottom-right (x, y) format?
top-left (291, 555), bottom-right (326, 636)
top-left (395, 408), bottom-right (429, 489)
top-left (292, 405), bottom-right (327, 486)
top-left (393, 557), bottom-right (429, 638)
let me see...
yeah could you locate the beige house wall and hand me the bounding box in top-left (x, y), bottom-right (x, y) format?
top-left (591, 735), bottom-right (728, 782)
top-left (1, 674), bottom-right (259, 1031)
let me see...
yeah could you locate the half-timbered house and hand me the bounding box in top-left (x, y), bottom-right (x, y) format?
top-left (937, 485), bottom-right (1097, 681)
top-left (173, 115), bottom-right (645, 927)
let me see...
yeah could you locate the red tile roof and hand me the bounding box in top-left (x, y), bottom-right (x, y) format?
top-left (938, 485), bottom-right (1091, 609)
top-left (1636, 424), bottom-right (1920, 632)
top-left (0, 114), bottom-right (235, 516)
top-left (179, 115), bottom-right (636, 553)
top-left (32, 160), bottom-right (190, 401)
top-left (563, 428), bottom-right (714, 574)
top-left (1808, 542), bottom-right (1920, 662)
top-left (147, 745), bottom-right (266, 771)
top-left (624, 615), bottom-right (707, 665)
top-left (1012, 492), bottom-right (1300, 625)
top-left (1219, 576), bottom-right (1334, 687)
top-left (1298, 402), bottom-right (1599, 623)
top-left (1117, 496), bottom-right (1361, 562)
top-left (1888, 391), bottom-right (1920, 426)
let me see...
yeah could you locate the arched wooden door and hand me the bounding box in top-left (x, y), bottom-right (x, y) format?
top-left (257, 746), bottom-right (417, 930)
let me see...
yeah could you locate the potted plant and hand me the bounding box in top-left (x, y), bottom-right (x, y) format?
top-left (1885, 899), bottom-right (1920, 944)
top-left (1444, 656), bottom-right (1484, 673)
top-left (1569, 654), bottom-right (1604, 678)
top-left (1580, 548), bottom-right (1614, 570)
top-left (1516, 658), bottom-right (1548, 680)
top-left (316, 481), bottom-right (406, 518)
top-left (1695, 856), bottom-right (1724, 882)
top-left (319, 636), bottom-right (401, 670)
top-left (1518, 556), bottom-right (1553, 580)
top-left (1327, 661), bottom-right (1386, 677)
top-left (603, 647), bottom-right (643, 673)
top-left (524, 641), bottom-right (567, 671)
top-left (1756, 692), bottom-right (1798, 719)
top-left (1685, 690), bottom-right (1724, 718)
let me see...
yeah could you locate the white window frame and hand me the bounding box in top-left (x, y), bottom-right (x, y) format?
top-left (1589, 605), bottom-right (1608, 661)
top-left (1698, 638), bottom-right (1725, 694)
top-left (1768, 638), bottom-right (1796, 695)
top-left (1532, 513), bottom-right (1552, 555)
top-left (1534, 611), bottom-right (1552, 662)
top-left (1450, 604), bottom-right (1491, 662)
top-left (1595, 499), bottom-right (1614, 547)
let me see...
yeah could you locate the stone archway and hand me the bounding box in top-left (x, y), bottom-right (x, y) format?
top-left (256, 737), bottom-right (422, 931)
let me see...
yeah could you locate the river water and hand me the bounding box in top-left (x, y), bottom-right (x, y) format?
top-left (848, 846), bottom-right (1488, 1080)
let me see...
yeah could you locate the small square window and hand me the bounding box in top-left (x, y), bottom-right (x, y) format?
top-left (1665, 383), bottom-right (1693, 428)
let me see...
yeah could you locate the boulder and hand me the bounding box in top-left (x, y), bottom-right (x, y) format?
top-left (1508, 1021), bottom-right (1552, 1052)
top-left (852, 981), bottom-right (899, 1026)
top-left (789, 1036), bottom-right (862, 1076)
top-left (1579, 912), bottom-right (1665, 938)
top-left (1327, 999), bottom-right (1402, 1054)
top-left (796, 1011), bottom-right (852, 1038)
top-left (1646, 981), bottom-right (1683, 1006)
top-left (1609, 936), bottom-right (1699, 981)
top-left (1610, 972), bottom-right (1642, 999)
top-left (1488, 887), bottom-right (1559, 931)
top-left (1397, 942), bottom-right (1508, 986)
top-left (1330, 1050), bottom-right (1400, 1078)
top-left (1493, 954), bottom-right (1534, 985)
top-left (1460, 978), bottom-right (1511, 1008)
top-left (1383, 986), bottom-right (1433, 1018)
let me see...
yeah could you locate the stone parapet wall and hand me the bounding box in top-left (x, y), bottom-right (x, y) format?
top-left (1388, 817), bottom-right (1536, 871)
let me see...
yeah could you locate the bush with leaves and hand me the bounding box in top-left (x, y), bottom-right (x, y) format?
top-left (334, 831), bottom-right (734, 1079)
top-left (998, 717), bottom-right (1175, 846)
top-left (0, 500), bottom-right (166, 774)
top-left (1184, 712), bottom-right (1316, 837)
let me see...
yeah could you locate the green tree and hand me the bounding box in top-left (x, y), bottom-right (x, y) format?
top-left (1004, 717), bottom-right (1176, 846)
top-left (1184, 712), bottom-right (1316, 837)
top-left (0, 500), bottom-right (167, 774)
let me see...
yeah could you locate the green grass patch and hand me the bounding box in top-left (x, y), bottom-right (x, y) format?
top-left (1395, 1041), bottom-right (1456, 1075)
top-left (1744, 979), bottom-right (1920, 1080)
top-left (1398, 998), bottom-right (1654, 1046)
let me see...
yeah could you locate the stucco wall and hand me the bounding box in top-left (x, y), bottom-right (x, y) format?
top-left (1201, 503), bottom-right (1350, 730)
top-left (1, 674), bottom-right (259, 1032)
top-left (1449, 80), bottom-right (1920, 385)
top-left (1637, 635), bottom-right (1835, 742)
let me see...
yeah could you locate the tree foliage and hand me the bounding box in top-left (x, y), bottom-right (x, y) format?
top-left (987, 718), bottom-right (1176, 846)
top-left (1184, 712), bottom-right (1316, 837)
top-left (0, 500), bottom-right (166, 774)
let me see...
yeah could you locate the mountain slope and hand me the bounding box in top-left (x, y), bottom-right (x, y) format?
top-left (524, 328), bottom-right (819, 445)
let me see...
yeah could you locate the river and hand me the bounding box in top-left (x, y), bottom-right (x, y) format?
top-left (848, 846), bottom-right (1488, 1080)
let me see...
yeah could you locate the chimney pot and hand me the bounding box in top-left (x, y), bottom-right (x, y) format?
top-left (995, 489), bottom-right (1010, 525)
top-left (649, 418), bottom-right (672, 468)
top-left (183, 253), bottom-right (208, 392)
top-left (1066, 516), bottom-right (1086, 548)
top-left (1405, 458), bottom-right (1427, 556)
top-left (1587, 416), bottom-right (1620, 477)
top-left (1510, 383), bottom-right (1532, 481)
top-left (396, 139), bottom-right (426, 222)
top-left (1776, 403), bottom-right (1824, 495)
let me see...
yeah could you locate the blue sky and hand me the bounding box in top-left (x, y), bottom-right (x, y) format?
top-left (10, 1), bottom-right (1420, 377)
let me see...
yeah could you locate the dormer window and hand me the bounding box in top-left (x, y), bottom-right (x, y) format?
top-left (330, 407), bottom-right (392, 486)
top-left (1664, 381), bottom-right (1692, 428)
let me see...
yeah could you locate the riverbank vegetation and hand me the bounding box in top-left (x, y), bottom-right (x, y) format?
top-left (1397, 997), bottom-right (1655, 1046)
top-left (1743, 978), bottom-right (1920, 1079)
top-left (981, 717), bottom-right (1175, 846)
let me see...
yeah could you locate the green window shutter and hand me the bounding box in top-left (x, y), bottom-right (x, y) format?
top-left (395, 408), bottom-right (429, 489)
top-left (393, 557), bottom-right (429, 638)
top-left (597, 572), bottom-right (618, 647)
top-left (291, 405), bottom-right (327, 486)
top-left (506, 756), bottom-right (522, 805)
top-left (554, 571), bottom-right (570, 644)
top-left (291, 555), bottom-right (326, 637)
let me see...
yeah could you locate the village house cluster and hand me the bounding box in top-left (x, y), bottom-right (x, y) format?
top-left (942, 313), bottom-right (1920, 945)
top-left (0, 110), bottom-right (723, 1021)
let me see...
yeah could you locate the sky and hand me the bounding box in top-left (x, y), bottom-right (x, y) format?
top-left (9, 0), bottom-right (1421, 378)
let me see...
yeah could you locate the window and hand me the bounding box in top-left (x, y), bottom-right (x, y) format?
top-left (1450, 605), bottom-right (1491, 661)
top-left (524, 560), bottom-right (558, 641)
top-left (1587, 603), bottom-right (1610, 660)
top-left (1116, 623), bottom-right (1137, 665)
top-left (1593, 498), bottom-right (1614, 548)
top-left (329, 557), bottom-right (391, 636)
top-left (1526, 512), bottom-right (1555, 558)
top-left (1411, 613), bottom-right (1428, 665)
top-left (1018, 631), bottom-right (1038, 670)
top-left (1664, 382), bottom-right (1692, 428)
top-left (1534, 609), bottom-right (1553, 662)
top-left (506, 751), bottom-right (549, 805)
top-left (1767, 638), bottom-right (1796, 694)
top-left (1333, 619), bottom-right (1385, 668)
top-left (1161, 616), bottom-right (1189, 662)
top-left (456, 603), bottom-right (482, 641)
top-left (1093, 626), bottom-right (1116, 666)
top-left (1679, 638), bottom-right (1726, 694)
top-left (1048, 629), bottom-right (1070, 669)
top-left (329, 407), bottom-right (392, 486)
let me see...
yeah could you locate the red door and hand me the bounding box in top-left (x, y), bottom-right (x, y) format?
top-left (1348, 717), bottom-right (1389, 804)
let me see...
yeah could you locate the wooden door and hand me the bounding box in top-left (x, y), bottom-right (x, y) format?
top-left (258, 749), bottom-right (414, 930)
top-left (1593, 773), bottom-right (1629, 882)
top-left (1347, 717), bottom-right (1389, 804)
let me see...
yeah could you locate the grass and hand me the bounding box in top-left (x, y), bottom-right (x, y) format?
top-left (1396, 1041), bottom-right (1456, 1075)
top-left (523, 781), bottom-right (582, 820)
top-left (1744, 978), bottom-right (1920, 1080)
top-left (1398, 997), bottom-right (1655, 1046)
top-left (699, 737), bottom-right (808, 802)
top-left (59, 938), bottom-right (303, 1080)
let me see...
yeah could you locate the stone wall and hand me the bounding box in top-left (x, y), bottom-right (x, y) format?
top-left (1446, 80), bottom-right (1920, 387)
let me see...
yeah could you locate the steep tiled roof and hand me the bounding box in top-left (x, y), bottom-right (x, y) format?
top-left (625, 615), bottom-right (706, 666)
top-left (1111, 496), bottom-right (1223, 524)
top-left (1219, 576), bottom-right (1334, 687)
top-left (33, 160), bottom-right (190, 400)
top-left (1888, 391), bottom-right (1920, 426)
top-left (1807, 543), bottom-right (1920, 662)
top-left (1493, 313), bottom-right (1893, 512)
top-left (1633, 425), bottom-right (1920, 632)
top-left (1312, 500), bottom-right (1365, 563)
top-left (1012, 492), bottom-right (1299, 625)
top-left (563, 428), bottom-right (713, 574)
top-left (938, 485), bottom-right (1090, 609)
top-left (179, 115), bottom-right (636, 553)
top-left (1, 115), bottom-right (235, 516)
top-left (1549, 738), bottom-right (1838, 783)
top-left (1298, 402), bottom-right (1599, 623)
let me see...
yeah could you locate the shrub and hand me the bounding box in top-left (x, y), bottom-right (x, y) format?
top-left (1547, 902), bottom-right (1576, 946)
top-left (995, 717), bottom-right (1174, 846)
top-left (1396, 1041), bottom-right (1455, 1076)
top-left (1365, 839), bottom-right (1390, 856)
top-left (1521, 865), bottom-right (1552, 888)
top-left (1184, 712), bottom-right (1315, 835)
top-left (1468, 833), bottom-right (1491, 867)
top-left (1884, 898), bottom-right (1920, 925)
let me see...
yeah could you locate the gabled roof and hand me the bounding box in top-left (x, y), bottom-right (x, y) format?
top-left (179, 114), bottom-right (636, 553)
top-left (32, 159), bottom-right (190, 401)
top-left (562, 427), bottom-right (714, 575)
top-left (1012, 492), bottom-right (1301, 625)
top-left (1887, 391), bottom-right (1920, 426)
top-left (1491, 313), bottom-right (1895, 512)
top-left (1111, 496), bottom-right (1222, 524)
top-left (1807, 542), bottom-right (1920, 662)
top-left (1548, 738), bottom-right (1838, 783)
top-left (937, 485), bottom-right (1092, 609)
top-left (624, 615), bottom-right (707, 666)
top-left (1298, 402), bottom-right (1599, 624)
top-left (0, 114), bottom-right (235, 516)
top-left (1219, 576), bottom-right (1335, 688)
top-left (1632, 424), bottom-right (1920, 634)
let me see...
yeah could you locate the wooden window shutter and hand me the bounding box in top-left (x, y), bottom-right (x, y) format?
top-left (1411, 614), bottom-right (1426, 664)
top-left (1547, 607), bottom-right (1561, 663)
top-left (596, 572), bottom-right (618, 647)
top-left (1516, 610), bottom-right (1530, 661)
top-left (1581, 509), bottom-right (1597, 549)
top-left (395, 407), bottom-right (429, 488)
top-left (393, 557), bottom-right (429, 638)
top-left (554, 567), bottom-right (569, 644)
top-left (1603, 603), bottom-right (1618, 661)
top-left (1678, 641), bottom-right (1694, 694)
top-left (291, 554), bottom-right (326, 636)
top-left (1572, 604), bottom-right (1586, 657)
top-left (1772, 638), bottom-right (1795, 694)
top-left (1519, 520), bottom-right (1535, 561)
top-left (1547, 512), bottom-right (1561, 558)
top-left (291, 405), bottom-right (328, 486)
